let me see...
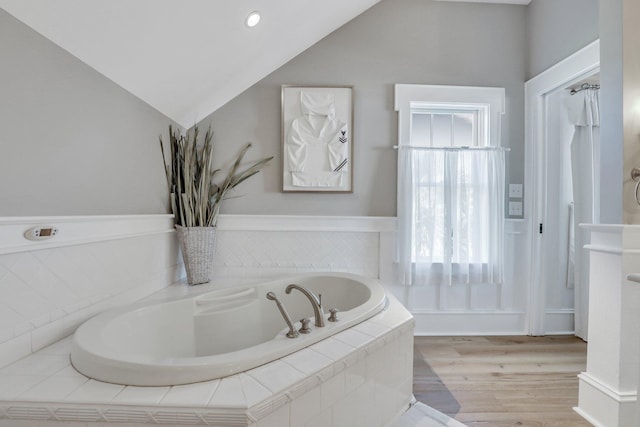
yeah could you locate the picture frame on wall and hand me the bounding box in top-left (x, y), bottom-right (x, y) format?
top-left (281, 85), bottom-right (353, 193)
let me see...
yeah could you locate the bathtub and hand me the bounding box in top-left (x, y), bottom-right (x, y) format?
top-left (70, 272), bottom-right (387, 386)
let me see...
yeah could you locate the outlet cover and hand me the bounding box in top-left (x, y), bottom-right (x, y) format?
top-left (509, 184), bottom-right (523, 198)
top-left (509, 201), bottom-right (523, 216)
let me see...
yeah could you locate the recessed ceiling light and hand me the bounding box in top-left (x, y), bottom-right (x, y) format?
top-left (246, 11), bottom-right (261, 28)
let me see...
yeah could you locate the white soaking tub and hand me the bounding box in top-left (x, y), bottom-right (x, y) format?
top-left (70, 272), bottom-right (387, 386)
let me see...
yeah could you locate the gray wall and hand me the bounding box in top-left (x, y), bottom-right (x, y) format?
top-left (526, 0), bottom-right (599, 79)
top-left (198, 0), bottom-right (527, 217)
top-left (1, 1), bottom-right (602, 219)
top-left (0, 9), bottom-right (174, 216)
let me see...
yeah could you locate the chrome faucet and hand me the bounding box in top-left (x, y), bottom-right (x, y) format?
top-left (266, 292), bottom-right (299, 338)
top-left (285, 284), bottom-right (325, 327)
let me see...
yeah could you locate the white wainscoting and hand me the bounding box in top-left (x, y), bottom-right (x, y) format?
top-left (212, 215), bottom-right (397, 281)
top-left (0, 215), bottom-right (180, 368)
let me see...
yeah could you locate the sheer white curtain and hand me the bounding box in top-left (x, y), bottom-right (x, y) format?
top-left (398, 147), bottom-right (505, 286)
top-left (565, 88), bottom-right (600, 340)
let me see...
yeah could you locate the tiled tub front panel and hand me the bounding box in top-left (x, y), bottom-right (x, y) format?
top-left (0, 296), bottom-right (414, 427)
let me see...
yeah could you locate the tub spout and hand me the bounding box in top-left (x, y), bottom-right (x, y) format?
top-left (266, 292), bottom-right (299, 338)
top-left (285, 284), bottom-right (325, 327)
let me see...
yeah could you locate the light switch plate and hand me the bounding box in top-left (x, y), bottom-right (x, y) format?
top-left (509, 184), bottom-right (523, 198)
top-left (509, 201), bottom-right (522, 216)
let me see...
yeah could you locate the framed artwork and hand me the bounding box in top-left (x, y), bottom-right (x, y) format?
top-left (281, 85), bottom-right (353, 193)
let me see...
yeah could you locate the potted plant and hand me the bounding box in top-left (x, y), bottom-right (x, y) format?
top-left (160, 125), bottom-right (273, 285)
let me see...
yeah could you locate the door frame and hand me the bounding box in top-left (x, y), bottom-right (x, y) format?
top-left (524, 40), bottom-right (600, 335)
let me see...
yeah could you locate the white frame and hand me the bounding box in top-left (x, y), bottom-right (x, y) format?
top-left (281, 85), bottom-right (354, 193)
top-left (524, 40), bottom-right (600, 335)
top-left (395, 84), bottom-right (505, 149)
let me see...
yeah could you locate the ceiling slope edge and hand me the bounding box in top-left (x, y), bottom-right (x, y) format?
top-left (0, 1), bottom-right (383, 128)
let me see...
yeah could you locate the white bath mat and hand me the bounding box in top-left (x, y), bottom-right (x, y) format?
top-left (395, 402), bottom-right (467, 427)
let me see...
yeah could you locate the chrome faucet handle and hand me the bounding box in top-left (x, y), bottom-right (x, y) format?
top-left (266, 292), bottom-right (299, 339)
top-left (328, 308), bottom-right (339, 322)
top-left (299, 318), bottom-right (311, 334)
top-left (285, 284), bottom-right (325, 327)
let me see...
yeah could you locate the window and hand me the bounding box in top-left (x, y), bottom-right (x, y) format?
top-left (410, 104), bottom-right (486, 148)
top-left (395, 85), bottom-right (505, 286)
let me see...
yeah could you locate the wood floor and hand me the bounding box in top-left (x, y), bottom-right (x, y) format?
top-left (413, 336), bottom-right (590, 427)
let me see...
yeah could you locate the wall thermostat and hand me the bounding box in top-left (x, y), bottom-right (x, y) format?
top-left (24, 226), bottom-right (58, 241)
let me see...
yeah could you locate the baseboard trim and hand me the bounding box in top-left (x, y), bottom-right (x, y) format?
top-left (573, 406), bottom-right (605, 427)
top-left (544, 309), bottom-right (575, 335)
top-left (577, 372), bottom-right (637, 427)
top-left (412, 312), bottom-right (526, 335)
top-left (578, 373), bottom-right (637, 403)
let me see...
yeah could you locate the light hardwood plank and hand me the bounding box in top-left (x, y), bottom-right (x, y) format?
top-left (413, 335), bottom-right (590, 426)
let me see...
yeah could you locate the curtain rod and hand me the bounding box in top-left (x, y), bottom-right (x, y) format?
top-left (570, 82), bottom-right (600, 95)
top-left (393, 145), bottom-right (510, 152)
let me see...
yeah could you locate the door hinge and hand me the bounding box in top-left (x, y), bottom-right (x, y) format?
top-left (539, 223), bottom-right (543, 234)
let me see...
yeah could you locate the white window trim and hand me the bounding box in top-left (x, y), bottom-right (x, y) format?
top-left (394, 84), bottom-right (506, 148)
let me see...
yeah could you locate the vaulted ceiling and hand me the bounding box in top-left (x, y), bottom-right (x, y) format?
top-left (0, 0), bottom-right (530, 128)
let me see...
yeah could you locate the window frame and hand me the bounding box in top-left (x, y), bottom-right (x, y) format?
top-left (394, 84), bottom-right (505, 149)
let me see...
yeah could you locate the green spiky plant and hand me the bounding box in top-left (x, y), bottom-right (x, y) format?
top-left (159, 125), bottom-right (273, 227)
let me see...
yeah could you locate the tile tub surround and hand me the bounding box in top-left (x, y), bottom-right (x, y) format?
top-left (0, 284), bottom-right (414, 427)
top-left (0, 215), bottom-right (180, 370)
